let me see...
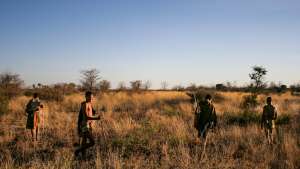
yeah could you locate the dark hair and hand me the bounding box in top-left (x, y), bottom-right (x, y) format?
top-left (267, 97), bottom-right (272, 103)
top-left (33, 93), bottom-right (38, 98)
top-left (85, 91), bottom-right (93, 98)
top-left (205, 94), bottom-right (212, 100)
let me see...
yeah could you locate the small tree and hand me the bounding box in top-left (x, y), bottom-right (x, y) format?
top-left (0, 72), bottom-right (23, 98)
top-left (186, 83), bottom-right (197, 91)
top-left (161, 81), bottom-right (168, 90)
top-left (80, 68), bottom-right (101, 91)
top-left (130, 80), bottom-right (142, 91)
top-left (117, 81), bottom-right (127, 91)
top-left (99, 80), bottom-right (111, 91)
top-left (290, 83), bottom-right (300, 95)
top-left (242, 66), bottom-right (267, 110)
top-left (216, 83), bottom-right (226, 91)
top-left (143, 80), bottom-right (151, 90)
top-left (172, 85), bottom-right (185, 91)
top-left (249, 66), bottom-right (267, 93)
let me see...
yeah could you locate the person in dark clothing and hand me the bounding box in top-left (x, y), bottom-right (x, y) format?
top-left (25, 93), bottom-right (41, 141)
top-left (195, 94), bottom-right (217, 139)
top-left (75, 91), bottom-right (100, 157)
top-left (261, 97), bottom-right (277, 144)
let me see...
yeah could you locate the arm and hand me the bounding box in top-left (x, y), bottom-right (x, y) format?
top-left (261, 107), bottom-right (266, 129)
top-left (273, 106), bottom-right (277, 120)
top-left (85, 104), bottom-right (100, 120)
top-left (87, 115), bottom-right (100, 120)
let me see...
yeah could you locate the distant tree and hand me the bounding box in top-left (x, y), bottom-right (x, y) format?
top-left (161, 81), bottom-right (168, 90)
top-left (143, 80), bottom-right (152, 90)
top-left (269, 82), bottom-right (287, 93)
top-left (280, 84), bottom-right (288, 93)
top-left (186, 83), bottom-right (197, 91)
top-left (99, 80), bottom-right (111, 91)
top-left (68, 82), bottom-right (77, 90)
top-left (37, 83), bottom-right (42, 88)
top-left (249, 66), bottom-right (267, 93)
top-left (290, 83), bottom-right (300, 95)
top-left (241, 66), bottom-right (267, 110)
top-left (0, 72), bottom-right (23, 98)
top-left (80, 68), bottom-right (101, 91)
top-left (216, 83), bottom-right (226, 91)
top-left (172, 85), bottom-right (185, 91)
top-left (130, 80), bottom-right (142, 91)
top-left (117, 81), bottom-right (127, 91)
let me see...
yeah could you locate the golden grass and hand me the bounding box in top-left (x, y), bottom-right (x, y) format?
top-left (0, 91), bottom-right (299, 169)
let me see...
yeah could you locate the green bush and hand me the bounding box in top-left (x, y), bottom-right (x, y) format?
top-left (276, 114), bottom-right (290, 125)
top-left (225, 112), bottom-right (260, 126)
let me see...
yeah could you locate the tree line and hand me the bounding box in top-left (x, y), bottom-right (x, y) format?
top-left (0, 66), bottom-right (300, 99)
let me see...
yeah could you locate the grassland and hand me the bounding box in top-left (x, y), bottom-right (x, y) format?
top-left (0, 91), bottom-right (299, 169)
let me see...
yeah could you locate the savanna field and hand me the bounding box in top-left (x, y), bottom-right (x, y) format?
top-left (0, 91), bottom-right (299, 169)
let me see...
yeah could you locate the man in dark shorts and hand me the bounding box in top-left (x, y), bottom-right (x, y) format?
top-left (75, 91), bottom-right (100, 157)
top-left (261, 97), bottom-right (277, 144)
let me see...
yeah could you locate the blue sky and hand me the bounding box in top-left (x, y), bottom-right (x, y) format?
top-left (0, 0), bottom-right (299, 88)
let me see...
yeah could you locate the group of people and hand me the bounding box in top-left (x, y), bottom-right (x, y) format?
top-left (25, 91), bottom-right (278, 158)
top-left (192, 94), bottom-right (278, 145)
top-left (25, 91), bottom-right (100, 157)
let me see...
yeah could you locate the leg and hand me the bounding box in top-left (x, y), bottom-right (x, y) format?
top-left (263, 127), bottom-right (269, 143)
top-left (270, 128), bottom-right (275, 144)
top-left (75, 130), bottom-right (95, 156)
top-left (30, 129), bottom-right (34, 141)
top-left (35, 127), bottom-right (39, 141)
top-left (75, 134), bottom-right (87, 157)
top-left (200, 131), bottom-right (209, 160)
top-left (266, 129), bottom-right (272, 144)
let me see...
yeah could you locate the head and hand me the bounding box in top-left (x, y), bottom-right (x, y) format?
top-left (85, 91), bottom-right (94, 103)
top-left (33, 93), bottom-right (39, 99)
top-left (205, 94), bottom-right (212, 102)
top-left (266, 97), bottom-right (272, 105)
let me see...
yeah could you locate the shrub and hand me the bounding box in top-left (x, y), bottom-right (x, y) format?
top-left (216, 83), bottom-right (227, 91)
top-left (225, 111), bottom-right (260, 126)
top-left (187, 89), bottom-right (225, 104)
top-left (276, 114), bottom-right (290, 125)
top-left (113, 100), bottom-right (136, 113)
top-left (24, 86), bottom-right (64, 102)
top-left (130, 80), bottom-right (142, 91)
top-left (99, 80), bottom-right (111, 91)
top-left (240, 94), bottom-right (258, 109)
top-left (0, 90), bottom-right (9, 116)
top-left (0, 72), bottom-right (23, 98)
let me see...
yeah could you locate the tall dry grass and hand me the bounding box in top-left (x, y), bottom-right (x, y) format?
top-left (0, 91), bottom-right (299, 169)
